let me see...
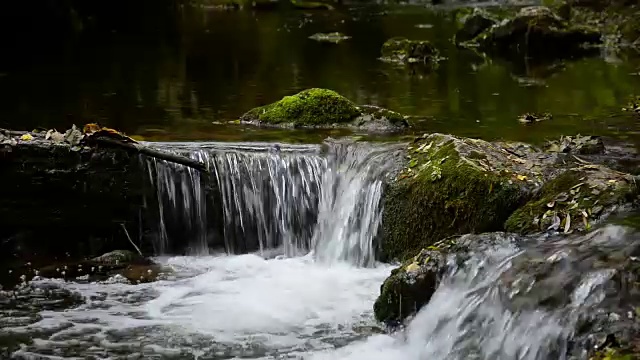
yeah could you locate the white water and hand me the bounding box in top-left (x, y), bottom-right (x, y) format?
top-left (146, 141), bottom-right (400, 267)
top-left (4, 141), bottom-right (627, 359)
top-left (6, 228), bottom-right (627, 359)
top-left (8, 255), bottom-right (394, 359)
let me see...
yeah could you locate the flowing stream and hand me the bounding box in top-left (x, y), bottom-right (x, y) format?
top-left (1, 141), bottom-right (638, 359)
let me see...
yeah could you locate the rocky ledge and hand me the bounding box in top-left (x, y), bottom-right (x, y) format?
top-left (0, 125), bottom-right (217, 288)
top-left (239, 88), bottom-right (410, 132)
top-left (375, 132), bottom-right (640, 333)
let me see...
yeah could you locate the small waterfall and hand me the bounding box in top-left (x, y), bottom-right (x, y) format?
top-left (143, 141), bottom-right (402, 265)
top-left (145, 157), bottom-right (209, 255)
top-left (344, 225), bottom-right (640, 360)
top-left (312, 140), bottom-right (401, 267)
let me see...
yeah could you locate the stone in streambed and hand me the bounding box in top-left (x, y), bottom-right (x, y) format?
top-left (240, 88), bottom-right (409, 132)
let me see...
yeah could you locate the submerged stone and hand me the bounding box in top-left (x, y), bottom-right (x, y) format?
top-left (380, 37), bottom-right (439, 64)
top-left (240, 88), bottom-right (409, 131)
top-left (380, 133), bottom-right (552, 262)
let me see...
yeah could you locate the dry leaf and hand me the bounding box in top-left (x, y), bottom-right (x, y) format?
top-left (20, 133), bottom-right (33, 141)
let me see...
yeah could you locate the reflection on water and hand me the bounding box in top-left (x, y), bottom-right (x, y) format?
top-left (0, 4), bottom-right (639, 143)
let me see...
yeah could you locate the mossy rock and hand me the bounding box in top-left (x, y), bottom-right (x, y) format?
top-left (380, 37), bottom-right (439, 64)
top-left (240, 88), bottom-right (409, 131)
top-left (465, 6), bottom-right (601, 58)
top-left (374, 232), bottom-right (520, 325)
top-left (505, 166), bottom-right (640, 234)
top-left (380, 133), bottom-right (551, 262)
top-left (373, 246), bottom-right (449, 325)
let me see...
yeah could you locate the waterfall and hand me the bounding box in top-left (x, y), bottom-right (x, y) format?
top-left (316, 225), bottom-right (640, 360)
top-left (143, 140), bottom-right (402, 266)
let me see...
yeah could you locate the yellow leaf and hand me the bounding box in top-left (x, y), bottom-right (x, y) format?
top-left (516, 175), bottom-right (527, 181)
top-left (20, 133), bottom-right (33, 141)
top-left (405, 262), bottom-right (420, 273)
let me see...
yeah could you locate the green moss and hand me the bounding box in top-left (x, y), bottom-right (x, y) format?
top-left (246, 88), bottom-right (361, 126)
top-left (380, 134), bottom-right (528, 262)
top-left (590, 348), bottom-right (636, 360)
top-left (505, 169), bottom-right (639, 234)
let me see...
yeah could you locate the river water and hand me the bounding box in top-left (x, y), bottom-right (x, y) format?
top-left (1, 2), bottom-right (640, 144)
top-left (2, 141), bottom-right (639, 359)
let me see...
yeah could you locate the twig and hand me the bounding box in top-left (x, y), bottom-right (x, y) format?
top-left (121, 223), bottom-right (143, 256)
top-left (92, 138), bottom-right (207, 172)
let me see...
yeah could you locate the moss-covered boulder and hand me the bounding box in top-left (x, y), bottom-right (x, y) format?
top-left (380, 133), bottom-right (555, 262)
top-left (463, 6), bottom-right (601, 58)
top-left (240, 88), bottom-right (409, 131)
top-left (380, 37), bottom-right (439, 64)
top-left (505, 166), bottom-right (639, 234)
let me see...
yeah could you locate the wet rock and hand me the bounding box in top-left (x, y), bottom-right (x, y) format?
top-left (374, 247), bottom-right (448, 326)
top-left (240, 88), bottom-right (409, 132)
top-left (374, 232), bottom-right (521, 325)
top-left (308, 32), bottom-right (351, 43)
top-left (380, 37), bottom-right (439, 65)
top-left (545, 134), bottom-right (606, 155)
top-left (455, 8), bottom-right (498, 44)
top-left (518, 112), bottom-right (553, 124)
top-left (493, 225), bottom-right (640, 358)
top-left (465, 6), bottom-right (602, 58)
top-left (380, 133), bottom-right (555, 261)
top-left (505, 166), bottom-right (639, 235)
top-left (92, 250), bottom-right (145, 266)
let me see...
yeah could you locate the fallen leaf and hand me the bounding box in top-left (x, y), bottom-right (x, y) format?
top-left (20, 133), bottom-right (33, 141)
top-left (547, 201), bottom-right (555, 208)
top-left (564, 213), bottom-right (571, 233)
top-left (517, 174), bottom-right (527, 181)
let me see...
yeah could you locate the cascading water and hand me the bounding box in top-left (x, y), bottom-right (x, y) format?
top-left (144, 140), bottom-right (403, 266)
top-left (4, 140), bottom-right (639, 360)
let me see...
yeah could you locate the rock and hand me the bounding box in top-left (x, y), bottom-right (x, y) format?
top-left (505, 166), bottom-right (639, 234)
top-left (240, 88), bottom-right (409, 131)
top-left (544, 134), bottom-right (605, 155)
top-left (0, 130), bottom-right (222, 266)
top-left (92, 250), bottom-right (145, 266)
top-left (465, 6), bottom-right (601, 58)
top-left (374, 247), bottom-right (449, 326)
top-left (308, 32), bottom-right (351, 43)
top-left (494, 225), bottom-right (640, 358)
top-left (380, 37), bottom-right (439, 64)
top-left (455, 8), bottom-right (498, 44)
top-left (380, 133), bottom-right (555, 262)
top-left (517, 112), bottom-right (553, 124)
top-left (374, 232), bottom-right (521, 325)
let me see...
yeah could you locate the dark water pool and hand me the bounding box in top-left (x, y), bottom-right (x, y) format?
top-left (1, 3), bottom-right (639, 144)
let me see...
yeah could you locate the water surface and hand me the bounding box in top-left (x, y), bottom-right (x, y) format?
top-left (1, 4), bottom-right (639, 144)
